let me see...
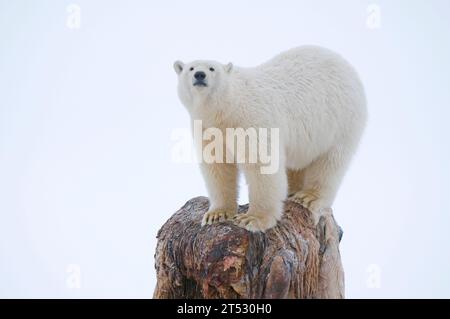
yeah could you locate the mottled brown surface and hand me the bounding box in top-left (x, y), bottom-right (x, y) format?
top-left (153, 196), bottom-right (344, 299)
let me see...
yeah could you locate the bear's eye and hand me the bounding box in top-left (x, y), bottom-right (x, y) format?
top-left (189, 67), bottom-right (194, 71)
top-left (209, 67), bottom-right (215, 72)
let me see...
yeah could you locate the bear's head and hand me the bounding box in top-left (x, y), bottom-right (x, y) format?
top-left (173, 60), bottom-right (233, 110)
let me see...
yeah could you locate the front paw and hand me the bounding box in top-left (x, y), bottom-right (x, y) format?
top-left (201, 208), bottom-right (236, 226)
top-left (233, 212), bottom-right (278, 232)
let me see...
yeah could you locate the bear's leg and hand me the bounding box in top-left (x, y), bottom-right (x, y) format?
top-left (201, 163), bottom-right (238, 226)
top-left (234, 165), bottom-right (287, 232)
top-left (290, 146), bottom-right (350, 225)
top-left (287, 168), bottom-right (305, 196)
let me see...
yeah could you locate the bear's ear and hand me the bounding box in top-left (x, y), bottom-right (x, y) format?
top-left (173, 60), bottom-right (184, 74)
top-left (224, 62), bottom-right (233, 73)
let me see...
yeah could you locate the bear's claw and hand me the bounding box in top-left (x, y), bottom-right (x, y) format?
top-left (289, 190), bottom-right (333, 225)
top-left (233, 213), bottom-right (277, 232)
top-left (201, 209), bottom-right (236, 226)
top-left (290, 190), bottom-right (320, 207)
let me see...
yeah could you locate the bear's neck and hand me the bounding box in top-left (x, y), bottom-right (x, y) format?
top-left (190, 83), bottom-right (237, 128)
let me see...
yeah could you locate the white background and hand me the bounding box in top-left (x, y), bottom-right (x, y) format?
top-left (1, 0), bottom-right (450, 298)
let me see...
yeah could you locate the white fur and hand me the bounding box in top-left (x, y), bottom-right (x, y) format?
top-left (174, 46), bottom-right (367, 232)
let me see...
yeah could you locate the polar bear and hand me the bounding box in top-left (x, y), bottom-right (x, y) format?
top-left (174, 46), bottom-right (367, 232)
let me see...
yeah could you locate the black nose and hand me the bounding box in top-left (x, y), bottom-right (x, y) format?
top-left (194, 71), bottom-right (206, 80)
